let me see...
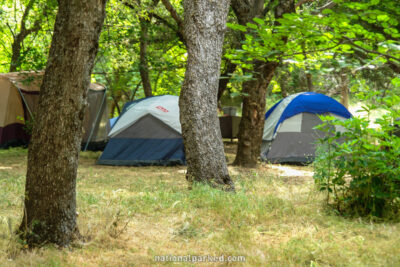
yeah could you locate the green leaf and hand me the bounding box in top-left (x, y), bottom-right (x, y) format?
top-left (246, 22), bottom-right (258, 30)
top-left (253, 17), bottom-right (265, 25)
top-left (227, 23), bottom-right (247, 32)
top-left (377, 14), bottom-right (390, 22)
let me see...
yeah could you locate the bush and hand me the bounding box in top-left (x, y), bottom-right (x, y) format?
top-left (313, 92), bottom-right (400, 220)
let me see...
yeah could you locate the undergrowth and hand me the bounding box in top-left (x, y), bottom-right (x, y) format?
top-left (314, 89), bottom-right (400, 220)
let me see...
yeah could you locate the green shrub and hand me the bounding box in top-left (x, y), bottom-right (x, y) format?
top-left (313, 92), bottom-right (400, 220)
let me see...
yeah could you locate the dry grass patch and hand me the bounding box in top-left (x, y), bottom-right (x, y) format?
top-left (0, 146), bottom-right (400, 266)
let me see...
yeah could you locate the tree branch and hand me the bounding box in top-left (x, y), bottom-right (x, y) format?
top-left (5, 22), bottom-right (16, 39)
top-left (311, 1), bottom-right (337, 14)
top-left (281, 42), bottom-right (343, 58)
top-left (295, 0), bottom-right (315, 8)
top-left (344, 37), bottom-right (400, 63)
top-left (161, 0), bottom-right (183, 26)
top-left (122, 0), bottom-right (139, 10)
top-left (160, 0), bottom-right (184, 40)
top-left (20, 0), bottom-right (36, 32)
top-left (123, 0), bottom-right (185, 43)
top-left (149, 12), bottom-right (176, 31)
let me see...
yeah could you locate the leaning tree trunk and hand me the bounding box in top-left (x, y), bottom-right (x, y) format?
top-left (233, 0), bottom-right (295, 167)
top-left (180, 0), bottom-right (234, 191)
top-left (19, 0), bottom-right (107, 247)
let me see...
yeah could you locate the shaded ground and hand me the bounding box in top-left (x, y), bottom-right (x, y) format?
top-left (0, 144), bottom-right (399, 267)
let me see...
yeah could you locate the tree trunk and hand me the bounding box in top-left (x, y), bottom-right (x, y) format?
top-left (230, 0), bottom-right (270, 167)
top-left (279, 67), bottom-right (289, 98)
top-left (306, 72), bottom-right (313, 91)
top-left (19, 0), bottom-right (107, 247)
top-left (234, 61), bottom-right (278, 167)
top-left (180, 0), bottom-right (234, 191)
top-left (9, 36), bottom-right (25, 72)
top-left (340, 71), bottom-right (349, 108)
top-left (233, 0), bottom-right (295, 167)
top-left (139, 17), bottom-right (153, 97)
top-left (302, 43), bottom-right (313, 92)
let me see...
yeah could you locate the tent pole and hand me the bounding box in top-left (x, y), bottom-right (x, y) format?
top-left (84, 86), bottom-right (108, 151)
top-left (17, 87), bottom-right (35, 122)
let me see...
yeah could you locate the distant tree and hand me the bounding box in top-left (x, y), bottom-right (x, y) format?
top-left (139, 11), bottom-right (153, 97)
top-left (0, 0), bottom-right (56, 72)
top-left (19, 0), bottom-right (107, 247)
top-left (94, 0), bottom-right (186, 112)
top-left (179, 0), bottom-right (235, 191)
top-left (138, 0), bottom-right (160, 97)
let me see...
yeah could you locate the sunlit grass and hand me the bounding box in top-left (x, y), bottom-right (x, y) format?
top-left (0, 146), bottom-right (399, 266)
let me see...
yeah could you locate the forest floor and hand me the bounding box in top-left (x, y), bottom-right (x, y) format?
top-left (0, 144), bottom-right (399, 267)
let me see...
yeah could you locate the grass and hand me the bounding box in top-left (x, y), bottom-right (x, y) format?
top-left (0, 145), bottom-right (400, 266)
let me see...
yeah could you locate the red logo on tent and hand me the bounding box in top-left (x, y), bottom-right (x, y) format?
top-left (156, 106), bottom-right (169, 113)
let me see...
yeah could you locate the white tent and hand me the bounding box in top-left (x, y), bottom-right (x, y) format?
top-left (98, 95), bottom-right (185, 166)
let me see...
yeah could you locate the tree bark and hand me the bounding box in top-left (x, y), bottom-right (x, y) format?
top-left (180, 0), bottom-right (234, 191)
top-left (19, 0), bottom-right (107, 247)
top-left (233, 0), bottom-right (295, 167)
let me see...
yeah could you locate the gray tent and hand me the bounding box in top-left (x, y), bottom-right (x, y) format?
top-left (261, 92), bottom-right (352, 163)
top-left (98, 95), bottom-right (185, 166)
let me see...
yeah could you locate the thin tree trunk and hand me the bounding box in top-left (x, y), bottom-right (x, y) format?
top-left (19, 0), bottom-right (107, 247)
top-left (340, 71), bottom-right (349, 108)
top-left (139, 17), bottom-right (153, 97)
top-left (233, 0), bottom-right (295, 167)
top-left (279, 67), bottom-right (289, 98)
top-left (302, 42), bottom-right (313, 92)
top-left (306, 73), bottom-right (313, 91)
top-left (180, 0), bottom-right (234, 191)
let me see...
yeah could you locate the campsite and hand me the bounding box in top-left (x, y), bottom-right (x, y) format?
top-left (1, 0), bottom-right (400, 266)
top-left (1, 146), bottom-right (400, 266)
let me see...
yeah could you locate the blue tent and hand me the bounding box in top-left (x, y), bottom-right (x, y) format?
top-left (98, 95), bottom-right (185, 166)
top-left (261, 92), bottom-right (352, 163)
